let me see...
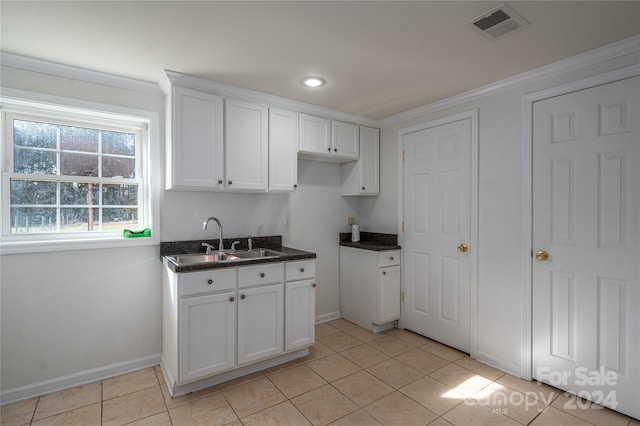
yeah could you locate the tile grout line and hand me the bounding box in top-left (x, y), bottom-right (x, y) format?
top-left (29, 395), bottom-right (40, 425)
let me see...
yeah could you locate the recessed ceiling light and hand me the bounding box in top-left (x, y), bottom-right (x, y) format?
top-left (300, 76), bottom-right (326, 88)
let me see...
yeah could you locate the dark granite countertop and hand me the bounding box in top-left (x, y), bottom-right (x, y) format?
top-left (161, 236), bottom-right (316, 273)
top-left (339, 232), bottom-right (401, 251)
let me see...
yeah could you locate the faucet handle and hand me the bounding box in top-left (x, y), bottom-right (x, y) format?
top-left (247, 235), bottom-right (253, 251)
top-left (201, 242), bottom-right (215, 254)
top-left (231, 241), bottom-right (241, 252)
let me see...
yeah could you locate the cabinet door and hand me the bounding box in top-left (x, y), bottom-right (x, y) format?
top-left (359, 126), bottom-right (380, 195)
top-left (237, 284), bottom-right (284, 365)
top-left (299, 113), bottom-right (330, 156)
top-left (179, 291), bottom-right (236, 382)
top-left (285, 279), bottom-right (316, 351)
top-left (269, 108), bottom-right (298, 192)
top-left (225, 98), bottom-right (268, 191)
top-left (331, 120), bottom-right (359, 160)
top-left (378, 265), bottom-right (401, 324)
top-left (168, 86), bottom-right (224, 190)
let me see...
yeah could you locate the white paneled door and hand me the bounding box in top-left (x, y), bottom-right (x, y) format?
top-left (402, 117), bottom-right (472, 353)
top-left (532, 77), bottom-right (639, 419)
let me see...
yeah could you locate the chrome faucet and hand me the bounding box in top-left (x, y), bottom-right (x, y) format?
top-left (203, 217), bottom-right (224, 251)
top-left (248, 235), bottom-right (253, 251)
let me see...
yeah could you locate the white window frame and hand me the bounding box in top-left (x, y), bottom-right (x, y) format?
top-left (1, 90), bottom-right (160, 253)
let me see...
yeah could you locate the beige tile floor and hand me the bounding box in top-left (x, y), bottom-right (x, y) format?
top-left (2, 319), bottom-right (639, 426)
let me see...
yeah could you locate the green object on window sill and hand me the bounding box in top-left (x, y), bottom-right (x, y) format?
top-left (123, 228), bottom-right (151, 238)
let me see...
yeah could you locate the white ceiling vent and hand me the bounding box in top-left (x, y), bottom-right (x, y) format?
top-left (468, 3), bottom-right (529, 40)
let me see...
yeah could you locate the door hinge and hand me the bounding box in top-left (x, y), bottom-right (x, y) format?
top-left (402, 221), bottom-right (405, 232)
top-left (402, 150), bottom-right (405, 161)
top-left (401, 291), bottom-right (405, 303)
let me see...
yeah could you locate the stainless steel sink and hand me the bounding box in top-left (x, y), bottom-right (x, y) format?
top-left (166, 248), bottom-right (285, 266)
top-left (232, 248), bottom-right (283, 259)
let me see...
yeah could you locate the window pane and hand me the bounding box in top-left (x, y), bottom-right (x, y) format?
top-left (14, 120), bottom-right (57, 149)
top-left (60, 207), bottom-right (97, 232)
top-left (60, 125), bottom-right (99, 152)
top-left (14, 148), bottom-right (57, 174)
top-left (61, 182), bottom-right (99, 205)
top-left (102, 184), bottom-right (138, 205)
top-left (102, 156), bottom-right (135, 178)
top-left (103, 208), bottom-right (138, 231)
top-left (102, 131), bottom-right (135, 156)
top-left (10, 207), bottom-right (57, 234)
top-left (60, 152), bottom-right (98, 176)
top-left (10, 180), bottom-right (57, 205)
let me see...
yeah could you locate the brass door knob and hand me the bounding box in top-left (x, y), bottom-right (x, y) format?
top-left (535, 250), bottom-right (550, 261)
top-left (457, 243), bottom-right (469, 253)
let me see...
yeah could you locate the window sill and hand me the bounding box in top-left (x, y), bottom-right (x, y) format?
top-left (0, 234), bottom-right (159, 254)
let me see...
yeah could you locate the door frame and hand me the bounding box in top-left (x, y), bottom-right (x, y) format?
top-left (397, 109), bottom-right (479, 357)
top-left (521, 64), bottom-right (640, 380)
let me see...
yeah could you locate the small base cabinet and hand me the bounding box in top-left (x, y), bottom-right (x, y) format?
top-left (339, 246), bottom-right (400, 332)
top-left (162, 257), bottom-right (316, 397)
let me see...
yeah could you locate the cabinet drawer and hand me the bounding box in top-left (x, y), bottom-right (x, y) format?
top-left (285, 260), bottom-right (315, 281)
top-left (238, 263), bottom-right (284, 288)
top-left (379, 250), bottom-right (400, 267)
top-left (179, 268), bottom-right (236, 297)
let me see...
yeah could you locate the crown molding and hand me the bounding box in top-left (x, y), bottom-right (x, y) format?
top-left (160, 69), bottom-right (379, 127)
top-left (1, 51), bottom-right (163, 96)
top-left (379, 35), bottom-right (640, 127)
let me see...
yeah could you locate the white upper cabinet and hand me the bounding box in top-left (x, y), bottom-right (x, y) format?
top-left (299, 113), bottom-right (331, 157)
top-left (162, 70), bottom-right (373, 190)
top-left (342, 126), bottom-right (380, 196)
top-left (299, 114), bottom-right (359, 163)
top-left (269, 108), bottom-right (298, 192)
top-left (165, 85), bottom-right (224, 190)
top-left (331, 120), bottom-right (359, 160)
top-left (225, 98), bottom-right (269, 192)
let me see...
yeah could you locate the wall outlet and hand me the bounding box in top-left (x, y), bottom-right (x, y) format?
top-left (282, 213), bottom-right (290, 226)
top-left (348, 217), bottom-right (355, 225)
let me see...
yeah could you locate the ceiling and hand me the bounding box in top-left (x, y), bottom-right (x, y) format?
top-left (1, 1), bottom-right (639, 120)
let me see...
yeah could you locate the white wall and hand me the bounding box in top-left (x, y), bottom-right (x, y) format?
top-left (0, 65), bottom-right (356, 402)
top-left (364, 51), bottom-right (640, 376)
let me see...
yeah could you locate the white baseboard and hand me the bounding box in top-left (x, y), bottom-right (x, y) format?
top-left (315, 311), bottom-right (341, 324)
top-left (1, 354), bottom-right (161, 406)
top-left (473, 350), bottom-right (522, 379)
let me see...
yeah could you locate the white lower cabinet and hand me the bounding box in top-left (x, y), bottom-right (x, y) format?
top-left (162, 258), bottom-right (315, 397)
top-left (284, 260), bottom-right (316, 350)
top-left (285, 279), bottom-right (316, 351)
top-left (237, 283), bottom-right (284, 365)
top-left (378, 265), bottom-right (401, 324)
top-left (179, 291), bottom-right (236, 382)
top-left (339, 246), bottom-right (401, 332)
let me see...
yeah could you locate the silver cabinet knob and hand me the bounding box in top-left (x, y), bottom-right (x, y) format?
top-left (207, 279), bottom-right (213, 285)
top-left (299, 267), bottom-right (305, 273)
top-left (382, 271), bottom-right (386, 275)
top-left (260, 272), bottom-right (265, 278)
top-left (229, 296), bottom-right (235, 302)
top-left (240, 294), bottom-right (246, 300)
top-left (311, 283), bottom-right (316, 288)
